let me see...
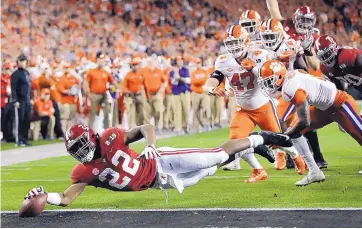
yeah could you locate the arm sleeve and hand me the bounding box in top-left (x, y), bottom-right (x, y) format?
top-left (10, 71), bottom-right (18, 102)
top-left (209, 70), bottom-right (225, 85)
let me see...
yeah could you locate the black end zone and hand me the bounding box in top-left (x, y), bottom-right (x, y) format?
top-left (2, 210), bottom-right (362, 228)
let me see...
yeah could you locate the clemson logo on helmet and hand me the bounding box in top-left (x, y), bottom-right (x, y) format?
top-left (270, 61), bottom-right (282, 72)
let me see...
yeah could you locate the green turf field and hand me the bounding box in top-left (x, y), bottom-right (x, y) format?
top-left (1, 139), bottom-right (64, 151)
top-left (1, 123), bottom-right (361, 210)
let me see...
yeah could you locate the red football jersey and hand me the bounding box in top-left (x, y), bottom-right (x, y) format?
top-left (320, 47), bottom-right (362, 91)
top-left (281, 18), bottom-right (319, 42)
top-left (70, 128), bottom-right (157, 191)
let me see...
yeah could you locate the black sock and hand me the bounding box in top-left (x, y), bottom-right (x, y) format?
top-left (304, 130), bottom-right (325, 162)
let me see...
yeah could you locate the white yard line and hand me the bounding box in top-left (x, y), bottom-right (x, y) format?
top-left (2, 174), bottom-right (361, 182)
top-left (2, 208), bottom-right (362, 214)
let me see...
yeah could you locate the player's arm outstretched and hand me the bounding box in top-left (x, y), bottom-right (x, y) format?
top-left (266, 0), bottom-right (283, 20)
top-left (25, 183), bottom-right (87, 207)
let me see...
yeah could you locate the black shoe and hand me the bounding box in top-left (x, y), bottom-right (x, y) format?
top-left (259, 131), bottom-right (292, 147)
top-left (317, 161), bottom-right (328, 169)
top-left (286, 154), bottom-right (295, 169)
top-left (254, 145), bottom-right (275, 163)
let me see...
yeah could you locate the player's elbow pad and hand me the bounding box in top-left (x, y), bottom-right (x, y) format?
top-left (210, 70), bottom-right (224, 85)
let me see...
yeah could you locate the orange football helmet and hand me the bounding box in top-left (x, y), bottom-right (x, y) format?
top-left (223, 24), bottom-right (249, 58)
top-left (239, 10), bottom-right (261, 35)
top-left (260, 19), bottom-right (285, 50)
top-left (258, 60), bottom-right (287, 96)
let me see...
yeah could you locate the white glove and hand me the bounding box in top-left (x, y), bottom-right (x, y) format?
top-left (25, 186), bottom-right (45, 199)
top-left (139, 145), bottom-right (160, 160)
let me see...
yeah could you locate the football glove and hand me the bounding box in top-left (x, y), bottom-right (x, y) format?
top-left (139, 145), bottom-right (160, 160)
top-left (25, 186), bottom-right (45, 199)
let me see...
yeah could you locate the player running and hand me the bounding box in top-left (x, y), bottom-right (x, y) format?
top-left (258, 59), bottom-right (362, 185)
top-left (24, 124), bottom-right (291, 207)
top-left (259, 18), bottom-right (310, 172)
top-left (203, 24), bottom-right (295, 182)
top-left (265, 1), bottom-right (327, 169)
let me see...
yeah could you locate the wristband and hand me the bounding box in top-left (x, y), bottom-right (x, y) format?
top-left (47, 192), bottom-right (61, 206)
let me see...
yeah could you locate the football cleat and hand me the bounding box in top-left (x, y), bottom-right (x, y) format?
top-left (254, 145), bottom-right (275, 163)
top-left (245, 168), bottom-right (268, 183)
top-left (222, 159), bottom-right (241, 171)
top-left (317, 161), bottom-right (328, 169)
top-left (259, 131), bottom-right (292, 147)
top-left (295, 171), bottom-right (325, 186)
top-left (275, 151), bottom-right (286, 170)
top-left (292, 154), bottom-right (306, 175)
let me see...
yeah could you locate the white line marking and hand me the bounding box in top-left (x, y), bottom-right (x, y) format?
top-left (2, 174), bottom-right (361, 182)
top-left (1, 168), bottom-right (30, 171)
top-left (2, 208), bottom-right (362, 214)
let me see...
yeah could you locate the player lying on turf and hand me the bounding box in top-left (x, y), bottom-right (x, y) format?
top-left (24, 124), bottom-right (292, 206)
top-left (258, 59), bottom-right (362, 185)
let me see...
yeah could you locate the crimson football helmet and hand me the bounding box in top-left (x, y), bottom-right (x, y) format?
top-left (314, 35), bottom-right (339, 67)
top-left (293, 6), bottom-right (316, 34)
top-left (65, 124), bottom-right (97, 163)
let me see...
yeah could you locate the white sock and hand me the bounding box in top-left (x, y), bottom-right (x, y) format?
top-left (281, 146), bottom-right (299, 158)
top-left (241, 153), bottom-right (263, 169)
top-left (247, 135), bottom-right (264, 148)
top-left (291, 136), bottom-right (320, 173)
top-left (235, 147), bottom-right (254, 159)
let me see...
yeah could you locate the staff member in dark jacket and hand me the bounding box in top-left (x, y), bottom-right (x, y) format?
top-left (11, 54), bottom-right (32, 146)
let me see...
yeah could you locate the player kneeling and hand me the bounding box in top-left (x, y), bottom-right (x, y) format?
top-left (24, 124), bottom-right (291, 207)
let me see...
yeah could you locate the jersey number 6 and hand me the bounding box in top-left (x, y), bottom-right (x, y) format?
top-left (98, 150), bottom-right (140, 190)
top-left (230, 72), bottom-right (255, 92)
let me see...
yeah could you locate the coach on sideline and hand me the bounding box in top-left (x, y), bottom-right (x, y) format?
top-left (84, 52), bottom-right (117, 130)
top-left (170, 56), bottom-right (190, 134)
top-left (10, 54), bottom-right (32, 146)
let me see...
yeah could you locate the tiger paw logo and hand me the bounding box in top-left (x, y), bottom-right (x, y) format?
top-left (270, 61), bottom-right (282, 72)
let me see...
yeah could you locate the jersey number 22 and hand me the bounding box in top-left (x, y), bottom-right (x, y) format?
top-left (98, 150), bottom-right (140, 190)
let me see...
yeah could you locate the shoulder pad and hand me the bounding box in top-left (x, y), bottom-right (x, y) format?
top-left (215, 54), bottom-right (233, 69)
top-left (338, 48), bottom-right (358, 67)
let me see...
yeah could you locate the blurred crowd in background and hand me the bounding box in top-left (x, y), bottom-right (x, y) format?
top-left (1, 0), bottom-right (361, 144)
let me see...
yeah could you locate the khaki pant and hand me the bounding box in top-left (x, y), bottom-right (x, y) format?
top-left (191, 91), bottom-right (211, 129)
top-left (210, 96), bottom-right (223, 126)
top-left (33, 115), bottom-right (55, 140)
top-left (163, 94), bottom-right (173, 129)
top-left (89, 92), bottom-right (110, 130)
top-left (112, 99), bottom-right (119, 127)
top-left (171, 92), bottom-right (190, 131)
top-left (144, 93), bottom-right (164, 130)
top-left (125, 92), bottom-right (146, 128)
top-left (59, 103), bottom-right (77, 120)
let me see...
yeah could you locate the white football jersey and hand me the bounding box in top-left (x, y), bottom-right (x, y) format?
top-left (282, 70), bottom-right (337, 111)
top-left (267, 38), bottom-right (300, 71)
top-left (215, 50), bottom-right (271, 110)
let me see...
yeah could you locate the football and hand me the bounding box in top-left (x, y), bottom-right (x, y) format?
top-left (19, 193), bottom-right (48, 217)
